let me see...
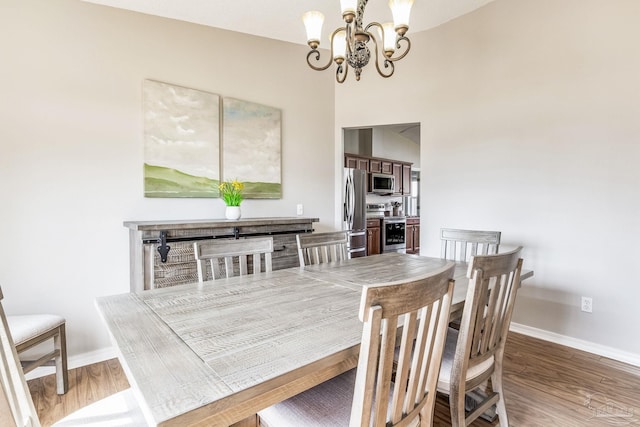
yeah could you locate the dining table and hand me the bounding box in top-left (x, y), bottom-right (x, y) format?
top-left (95, 252), bottom-right (533, 427)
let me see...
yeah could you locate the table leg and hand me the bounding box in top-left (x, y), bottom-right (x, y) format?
top-left (231, 414), bottom-right (258, 427)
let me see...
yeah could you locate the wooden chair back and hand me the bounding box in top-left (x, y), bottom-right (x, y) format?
top-left (193, 237), bottom-right (274, 282)
top-left (296, 231), bottom-right (349, 266)
top-left (350, 263), bottom-right (455, 426)
top-left (450, 247), bottom-right (523, 423)
top-left (440, 228), bottom-right (501, 262)
top-left (0, 287), bottom-right (42, 427)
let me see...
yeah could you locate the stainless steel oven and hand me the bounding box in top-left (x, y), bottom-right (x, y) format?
top-left (382, 217), bottom-right (406, 253)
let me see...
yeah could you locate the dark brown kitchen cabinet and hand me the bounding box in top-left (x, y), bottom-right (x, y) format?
top-left (405, 217), bottom-right (420, 254)
top-left (392, 163), bottom-right (403, 194)
top-left (345, 155), bottom-right (369, 172)
top-left (403, 164), bottom-right (412, 195)
top-left (369, 159), bottom-right (381, 173)
top-left (391, 163), bottom-right (413, 195)
top-left (381, 161), bottom-right (393, 175)
top-left (366, 218), bottom-right (381, 256)
top-left (345, 153), bottom-right (412, 194)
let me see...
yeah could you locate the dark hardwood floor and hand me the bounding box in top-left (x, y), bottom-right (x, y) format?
top-left (28, 332), bottom-right (640, 426)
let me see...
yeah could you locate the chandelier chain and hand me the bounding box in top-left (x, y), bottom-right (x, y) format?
top-left (356, 0), bottom-right (368, 30)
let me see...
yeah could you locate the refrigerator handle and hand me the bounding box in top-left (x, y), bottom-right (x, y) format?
top-left (344, 174), bottom-right (354, 227)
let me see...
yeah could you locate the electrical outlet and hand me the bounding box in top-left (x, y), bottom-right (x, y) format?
top-left (581, 296), bottom-right (593, 313)
top-left (296, 204), bottom-right (303, 216)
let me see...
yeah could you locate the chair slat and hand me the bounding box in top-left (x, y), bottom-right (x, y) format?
top-left (193, 237), bottom-right (274, 282)
top-left (393, 311), bottom-right (418, 420)
top-left (297, 231), bottom-right (349, 266)
top-left (440, 228), bottom-right (501, 262)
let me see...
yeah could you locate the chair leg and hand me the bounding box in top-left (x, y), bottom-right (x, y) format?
top-left (491, 370), bottom-right (508, 426)
top-left (449, 386), bottom-right (467, 427)
top-left (54, 324), bottom-right (68, 394)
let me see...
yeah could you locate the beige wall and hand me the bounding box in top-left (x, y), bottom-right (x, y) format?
top-left (336, 0), bottom-right (640, 359)
top-left (372, 127), bottom-right (420, 166)
top-left (0, 0), bottom-right (335, 358)
top-left (2, 0), bottom-right (640, 366)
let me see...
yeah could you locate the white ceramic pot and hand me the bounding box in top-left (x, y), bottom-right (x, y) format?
top-left (225, 206), bottom-right (241, 220)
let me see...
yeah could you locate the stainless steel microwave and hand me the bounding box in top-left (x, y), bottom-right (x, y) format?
top-left (371, 173), bottom-right (395, 194)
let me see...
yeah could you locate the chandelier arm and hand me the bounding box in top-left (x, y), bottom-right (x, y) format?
top-left (363, 21), bottom-right (383, 38)
top-left (345, 20), bottom-right (355, 57)
top-left (336, 63), bottom-right (348, 83)
top-left (366, 29), bottom-right (394, 78)
top-left (387, 36), bottom-right (411, 62)
top-left (306, 28), bottom-right (345, 71)
top-left (364, 21), bottom-right (411, 63)
top-left (306, 50), bottom-right (332, 71)
top-left (363, 21), bottom-right (382, 32)
top-left (377, 58), bottom-right (395, 78)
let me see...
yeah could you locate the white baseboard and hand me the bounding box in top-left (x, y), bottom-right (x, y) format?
top-left (24, 346), bottom-right (117, 381)
top-left (510, 322), bottom-right (640, 368)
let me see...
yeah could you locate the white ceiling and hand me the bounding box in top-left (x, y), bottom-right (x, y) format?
top-left (82, 0), bottom-right (495, 146)
top-left (82, 0), bottom-right (496, 46)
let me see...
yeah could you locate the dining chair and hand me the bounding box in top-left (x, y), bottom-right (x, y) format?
top-left (193, 237), bottom-right (274, 282)
top-left (437, 247), bottom-right (523, 427)
top-left (258, 263), bottom-right (455, 427)
top-left (0, 287), bottom-right (147, 427)
top-left (296, 231), bottom-right (349, 266)
top-left (440, 228), bottom-right (501, 262)
top-left (6, 312), bottom-right (68, 395)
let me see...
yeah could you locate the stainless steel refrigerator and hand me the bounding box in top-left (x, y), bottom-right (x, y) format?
top-left (343, 168), bottom-right (367, 257)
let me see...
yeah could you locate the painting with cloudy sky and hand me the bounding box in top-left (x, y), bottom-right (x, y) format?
top-left (222, 98), bottom-right (282, 198)
top-left (143, 80), bottom-right (220, 197)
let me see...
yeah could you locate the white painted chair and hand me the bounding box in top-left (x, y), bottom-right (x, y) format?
top-left (296, 231), bottom-right (349, 266)
top-left (7, 313), bottom-right (68, 395)
top-left (437, 247), bottom-right (523, 426)
top-left (258, 263), bottom-right (455, 427)
top-left (440, 228), bottom-right (501, 262)
top-left (193, 237), bottom-right (274, 282)
top-left (0, 287), bottom-right (147, 427)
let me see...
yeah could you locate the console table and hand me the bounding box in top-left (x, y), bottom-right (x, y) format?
top-left (123, 217), bottom-right (319, 292)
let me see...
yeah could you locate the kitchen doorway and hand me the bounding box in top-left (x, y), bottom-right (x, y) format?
top-left (342, 123), bottom-right (421, 217)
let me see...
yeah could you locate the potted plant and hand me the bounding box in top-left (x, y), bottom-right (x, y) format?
top-left (219, 179), bottom-right (244, 220)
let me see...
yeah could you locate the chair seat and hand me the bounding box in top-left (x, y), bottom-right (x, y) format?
top-left (259, 369), bottom-right (421, 427)
top-left (52, 389), bottom-right (147, 426)
top-left (437, 328), bottom-right (494, 393)
top-left (259, 369), bottom-right (357, 427)
top-left (7, 314), bottom-right (65, 345)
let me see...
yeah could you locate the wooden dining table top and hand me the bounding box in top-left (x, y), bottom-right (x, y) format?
top-left (95, 252), bottom-right (533, 427)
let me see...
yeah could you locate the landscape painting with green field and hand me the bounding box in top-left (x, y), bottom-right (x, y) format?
top-left (222, 98), bottom-right (282, 198)
top-left (142, 81), bottom-right (282, 199)
top-left (144, 164), bottom-right (219, 198)
top-left (143, 80), bottom-right (220, 198)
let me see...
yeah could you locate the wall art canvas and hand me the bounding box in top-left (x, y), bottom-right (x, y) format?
top-left (222, 98), bottom-right (282, 198)
top-left (143, 80), bottom-right (220, 198)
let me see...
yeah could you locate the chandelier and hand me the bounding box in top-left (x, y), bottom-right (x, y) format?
top-left (302, 0), bottom-right (415, 83)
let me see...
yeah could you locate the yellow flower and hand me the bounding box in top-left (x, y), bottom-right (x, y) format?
top-left (219, 179), bottom-right (244, 206)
